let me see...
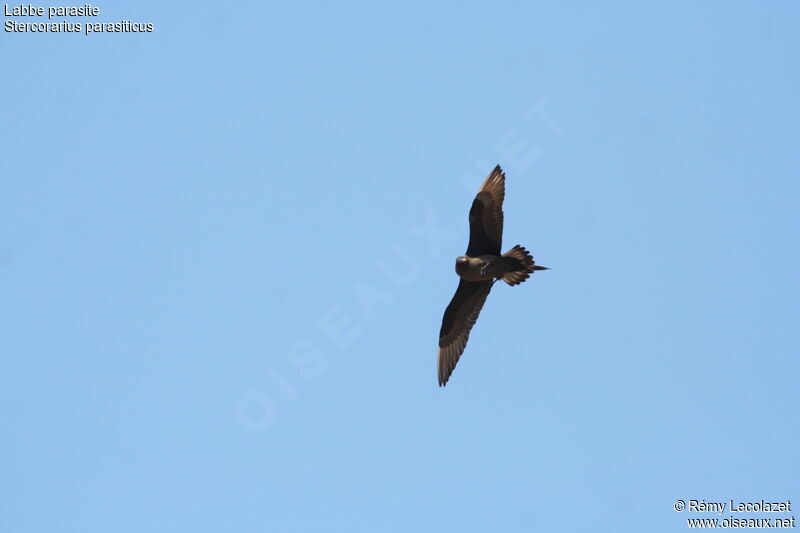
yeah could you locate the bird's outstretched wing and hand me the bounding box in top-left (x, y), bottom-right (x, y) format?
top-left (466, 165), bottom-right (505, 256)
top-left (438, 279), bottom-right (494, 386)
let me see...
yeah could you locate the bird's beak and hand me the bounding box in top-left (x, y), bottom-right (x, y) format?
top-left (532, 265), bottom-right (550, 271)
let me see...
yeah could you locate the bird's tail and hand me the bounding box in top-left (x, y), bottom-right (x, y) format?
top-left (500, 245), bottom-right (547, 286)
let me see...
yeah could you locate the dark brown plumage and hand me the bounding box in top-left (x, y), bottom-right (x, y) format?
top-left (437, 165), bottom-right (548, 386)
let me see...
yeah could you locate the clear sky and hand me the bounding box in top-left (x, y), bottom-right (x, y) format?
top-left (1, 2), bottom-right (798, 532)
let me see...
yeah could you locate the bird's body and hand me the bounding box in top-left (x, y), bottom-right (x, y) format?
top-left (455, 252), bottom-right (535, 282)
top-left (437, 165), bottom-right (548, 386)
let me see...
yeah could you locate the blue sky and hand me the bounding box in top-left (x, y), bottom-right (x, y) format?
top-left (1, 2), bottom-right (798, 532)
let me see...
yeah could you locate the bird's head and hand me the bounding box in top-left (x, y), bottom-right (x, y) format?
top-left (455, 256), bottom-right (468, 274)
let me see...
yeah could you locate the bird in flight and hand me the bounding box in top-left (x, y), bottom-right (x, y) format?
top-left (438, 165), bottom-right (548, 386)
